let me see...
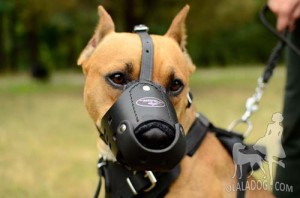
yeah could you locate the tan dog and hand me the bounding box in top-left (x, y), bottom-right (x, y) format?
top-left (77, 5), bottom-right (274, 198)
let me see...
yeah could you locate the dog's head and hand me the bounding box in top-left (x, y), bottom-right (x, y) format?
top-left (77, 5), bottom-right (196, 170)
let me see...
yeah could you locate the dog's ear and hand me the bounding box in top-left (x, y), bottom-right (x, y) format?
top-left (165, 5), bottom-right (190, 51)
top-left (77, 6), bottom-right (115, 66)
top-left (165, 5), bottom-right (195, 74)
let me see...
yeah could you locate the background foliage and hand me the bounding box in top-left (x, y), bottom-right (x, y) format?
top-left (0, 0), bottom-right (278, 74)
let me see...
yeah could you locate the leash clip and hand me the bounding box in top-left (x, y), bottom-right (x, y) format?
top-left (126, 171), bottom-right (157, 195)
top-left (228, 78), bottom-right (266, 138)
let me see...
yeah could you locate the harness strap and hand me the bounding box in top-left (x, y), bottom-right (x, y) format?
top-left (185, 114), bottom-right (266, 198)
top-left (209, 124), bottom-right (266, 198)
top-left (186, 113), bottom-right (210, 156)
top-left (100, 162), bottom-right (180, 198)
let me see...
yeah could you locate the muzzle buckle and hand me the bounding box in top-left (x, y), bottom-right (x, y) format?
top-left (126, 171), bottom-right (157, 195)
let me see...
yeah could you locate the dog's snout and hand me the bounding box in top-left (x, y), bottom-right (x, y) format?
top-left (135, 121), bottom-right (175, 150)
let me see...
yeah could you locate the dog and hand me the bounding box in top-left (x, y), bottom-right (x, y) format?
top-left (77, 5), bottom-right (274, 198)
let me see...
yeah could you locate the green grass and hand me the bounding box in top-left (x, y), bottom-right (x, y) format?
top-left (0, 66), bottom-right (285, 197)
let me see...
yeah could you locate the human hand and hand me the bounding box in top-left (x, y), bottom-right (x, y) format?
top-left (268, 0), bottom-right (300, 31)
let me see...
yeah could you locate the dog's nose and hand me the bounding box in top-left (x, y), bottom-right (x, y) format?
top-left (137, 128), bottom-right (173, 149)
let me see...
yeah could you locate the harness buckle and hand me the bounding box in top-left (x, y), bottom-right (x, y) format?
top-left (126, 171), bottom-right (157, 195)
top-left (143, 171), bottom-right (157, 192)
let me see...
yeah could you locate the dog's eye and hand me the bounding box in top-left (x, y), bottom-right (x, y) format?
top-left (108, 73), bottom-right (127, 86)
top-left (169, 79), bottom-right (184, 94)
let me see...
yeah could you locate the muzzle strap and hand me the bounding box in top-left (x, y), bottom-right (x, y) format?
top-left (133, 25), bottom-right (154, 81)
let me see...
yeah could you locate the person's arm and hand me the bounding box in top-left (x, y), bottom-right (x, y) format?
top-left (268, 0), bottom-right (300, 31)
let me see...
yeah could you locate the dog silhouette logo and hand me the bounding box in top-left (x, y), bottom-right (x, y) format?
top-left (232, 112), bottom-right (286, 186)
top-left (232, 142), bottom-right (266, 179)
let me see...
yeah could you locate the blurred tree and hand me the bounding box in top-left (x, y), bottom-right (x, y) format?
top-left (15, 0), bottom-right (78, 79)
top-left (8, 5), bottom-right (18, 72)
top-left (0, 0), bottom-right (278, 74)
top-left (0, 0), bottom-right (14, 72)
top-left (0, 8), bottom-right (4, 72)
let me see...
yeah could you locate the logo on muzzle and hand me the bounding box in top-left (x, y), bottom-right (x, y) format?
top-left (136, 97), bottom-right (165, 108)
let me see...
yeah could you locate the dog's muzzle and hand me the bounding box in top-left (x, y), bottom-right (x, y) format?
top-left (98, 25), bottom-right (186, 171)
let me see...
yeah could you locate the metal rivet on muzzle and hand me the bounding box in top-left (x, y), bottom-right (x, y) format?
top-left (143, 85), bottom-right (150, 91)
top-left (119, 124), bottom-right (127, 133)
